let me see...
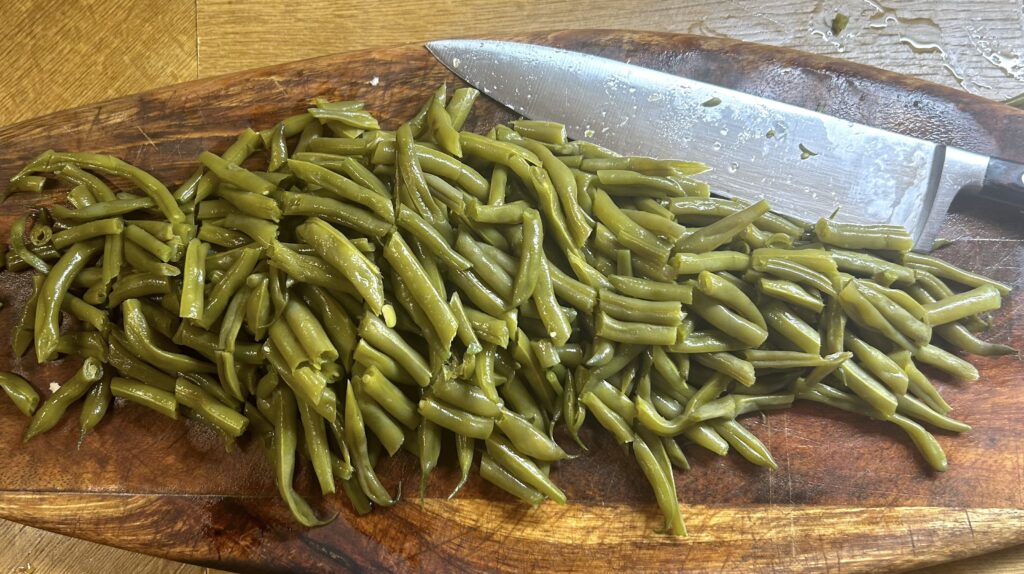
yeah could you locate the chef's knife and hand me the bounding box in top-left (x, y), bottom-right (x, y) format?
top-left (427, 39), bottom-right (1024, 250)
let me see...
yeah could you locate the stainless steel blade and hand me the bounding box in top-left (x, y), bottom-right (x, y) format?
top-left (427, 39), bottom-right (990, 250)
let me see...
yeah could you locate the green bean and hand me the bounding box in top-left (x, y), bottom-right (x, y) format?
top-left (268, 318), bottom-right (313, 372)
top-left (815, 218), bottom-right (913, 252)
top-left (124, 223), bottom-right (173, 262)
top-left (889, 413), bottom-right (948, 472)
top-left (396, 207), bottom-right (471, 271)
top-left (33, 239), bottom-right (103, 361)
top-left (10, 216), bottom-right (50, 274)
top-left (50, 197), bottom-right (156, 225)
top-left (622, 208), bottom-right (687, 243)
top-left (758, 278), bottom-right (823, 313)
top-left (604, 275), bottom-right (692, 304)
top-left (385, 233), bottom-right (458, 347)
top-left (354, 342), bottom-right (414, 388)
top-left (296, 218), bottom-right (386, 315)
top-left (762, 300), bottom-right (820, 354)
top-left (442, 296), bottom-right (480, 358)
top-left (287, 159), bottom-right (394, 222)
top-left (419, 396), bottom-right (494, 439)
top-left (524, 258), bottom-right (570, 347)
top-left (196, 223), bottom-right (248, 248)
top-left (175, 239), bottom-right (207, 320)
top-left (711, 419), bottom-right (777, 469)
top-left (424, 95), bottom-right (460, 156)
top-left (634, 428), bottom-right (686, 535)
top-left (844, 332), bottom-right (909, 394)
top-left (174, 377), bottom-right (247, 438)
top-left (65, 185), bottom-right (95, 208)
top-left (671, 251), bottom-right (747, 275)
top-left (694, 352), bottom-right (756, 386)
top-left (25, 358), bottom-right (103, 441)
top-left (837, 361), bottom-right (897, 417)
top-left (53, 164), bottom-right (113, 201)
top-left (454, 232), bottom-right (514, 301)
top-left (0, 372), bottom-right (40, 417)
top-left (198, 151), bottom-right (274, 196)
top-left (886, 351), bottom-right (950, 415)
top-left (751, 248), bottom-right (837, 276)
top-left (296, 392), bottom-right (335, 495)
top-left (757, 258), bottom-right (836, 297)
top-left (6, 174), bottom-right (46, 196)
top-left (593, 189), bottom-right (671, 264)
top-left (598, 289), bottom-right (682, 327)
top-left (689, 291), bottom-right (767, 347)
top-left (854, 281), bottom-right (931, 345)
top-left (196, 199), bottom-right (235, 220)
top-left (361, 366), bottom-right (419, 429)
top-left (107, 272), bottom-right (171, 308)
top-left (278, 190), bottom-right (392, 239)
top-left (110, 376), bottom-right (178, 419)
top-left (580, 392), bottom-right (635, 444)
top-left (359, 314), bottom-right (431, 387)
top-left (935, 322), bottom-right (1016, 356)
top-left (676, 199), bottom-right (769, 253)
top-left (510, 209), bottom-right (543, 306)
top-left (896, 393), bottom-right (969, 433)
top-left (903, 252), bottom-right (1010, 295)
top-left (519, 140), bottom-right (593, 247)
top-left (282, 297), bottom-right (337, 366)
top-left (61, 293), bottom-right (109, 332)
top-left (122, 299), bottom-right (216, 374)
top-left (698, 271), bottom-right (765, 327)
top-left (448, 433), bottom-right (475, 499)
top-left (78, 373), bottom-right (112, 441)
top-left (485, 434), bottom-right (565, 503)
top-left (123, 240), bottom-right (179, 276)
top-left (433, 378), bottom-right (500, 419)
top-left (55, 331), bottom-right (108, 362)
top-left (51, 218), bottom-right (123, 250)
top-left (197, 246), bottom-right (260, 329)
top-left (913, 343), bottom-right (979, 381)
top-left (505, 120), bottom-right (565, 145)
top-left (922, 284), bottom-right (1001, 326)
top-left (594, 311), bottom-right (678, 346)
top-left (269, 388), bottom-right (334, 525)
top-left (437, 87), bottom-right (477, 132)
top-left (217, 188), bottom-right (282, 222)
top-left (479, 452), bottom-right (546, 505)
top-left (837, 280), bottom-right (912, 350)
top-left (25, 151), bottom-right (184, 223)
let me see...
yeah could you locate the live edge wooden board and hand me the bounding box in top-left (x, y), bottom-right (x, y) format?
top-left (0, 30), bottom-right (1020, 574)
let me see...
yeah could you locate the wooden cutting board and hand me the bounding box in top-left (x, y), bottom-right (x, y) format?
top-left (0, 29), bottom-right (1021, 574)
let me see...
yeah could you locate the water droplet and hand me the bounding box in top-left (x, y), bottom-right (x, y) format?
top-left (647, 93), bottom-right (664, 102)
top-left (451, 57), bottom-right (461, 68)
top-left (727, 162), bottom-right (739, 173)
top-left (712, 142), bottom-right (723, 151)
top-left (369, 76), bottom-right (380, 86)
top-left (584, 129), bottom-right (595, 138)
top-left (720, 128), bottom-right (729, 136)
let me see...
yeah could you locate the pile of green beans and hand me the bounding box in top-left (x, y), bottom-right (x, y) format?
top-left (1, 86), bottom-right (1014, 534)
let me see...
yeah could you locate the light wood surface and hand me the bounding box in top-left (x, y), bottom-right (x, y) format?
top-left (1, 1), bottom-right (1023, 573)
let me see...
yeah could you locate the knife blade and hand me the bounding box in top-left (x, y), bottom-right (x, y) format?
top-left (427, 39), bottom-right (1024, 250)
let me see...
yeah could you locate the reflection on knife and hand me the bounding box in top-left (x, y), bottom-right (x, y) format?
top-left (428, 39), bottom-right (1024, 250)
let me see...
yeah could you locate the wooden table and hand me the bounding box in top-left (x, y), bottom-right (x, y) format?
top-left (2, 1), bottom-right (1022, 572)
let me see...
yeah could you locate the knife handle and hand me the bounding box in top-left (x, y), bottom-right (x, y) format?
top-left (980, 157), bottom-right (1024, 206)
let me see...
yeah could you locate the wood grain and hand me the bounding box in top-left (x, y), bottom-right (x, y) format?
top-left (0, 0), bottom-right (197, 126)
top-left (195, 0), bottom-right (1024, 99)
top-left (0, 29), bottom-right (1022, 573)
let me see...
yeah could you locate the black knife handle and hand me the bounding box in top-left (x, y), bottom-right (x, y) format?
top-left (980, 157), bottom-right (1024, 206)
